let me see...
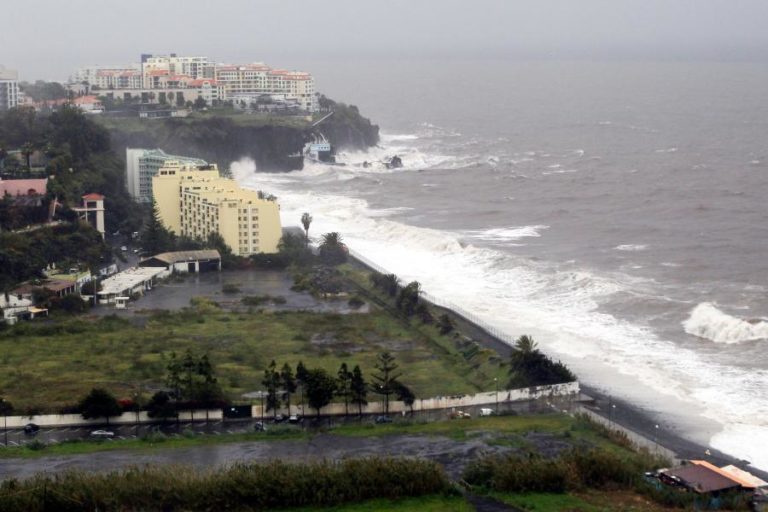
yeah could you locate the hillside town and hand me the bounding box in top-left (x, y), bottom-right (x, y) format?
top-left (0, 52), bottom-right (317, 115)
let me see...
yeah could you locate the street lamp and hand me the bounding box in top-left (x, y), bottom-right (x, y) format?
top-left (494, 378), bottom-right (499, 413)
top-left (654, 424), bottom-right (659, 453)
top-left (1, 399), bottom-right (7, 447)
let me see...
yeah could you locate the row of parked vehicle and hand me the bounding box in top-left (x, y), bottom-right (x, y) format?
top-left (22, 423), bottom-right (114, 438)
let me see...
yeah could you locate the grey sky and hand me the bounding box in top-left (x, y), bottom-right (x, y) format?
top-left (2, 0), bottom-right (767, 81)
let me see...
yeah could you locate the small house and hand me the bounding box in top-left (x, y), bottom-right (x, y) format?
top-left (139, 250), bottom-right (221, 273)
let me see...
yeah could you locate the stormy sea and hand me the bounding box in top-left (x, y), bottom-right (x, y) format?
top-left (235, 59), bottom-right (768, 470)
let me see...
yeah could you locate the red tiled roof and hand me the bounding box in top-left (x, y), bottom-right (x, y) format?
top-left (0, 178), bottom-right (48, 196)
top-left (82, 193), bottom-right (105, 200)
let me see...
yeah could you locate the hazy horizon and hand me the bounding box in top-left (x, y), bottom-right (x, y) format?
top-left (2, 0), bottom-right (768, 82)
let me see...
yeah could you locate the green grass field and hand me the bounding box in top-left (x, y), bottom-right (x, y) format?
top-left (0, 300), bottom-right (506, 411)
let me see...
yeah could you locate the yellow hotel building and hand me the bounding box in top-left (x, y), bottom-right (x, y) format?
top-left (152, 161), bottom-right (282, 256)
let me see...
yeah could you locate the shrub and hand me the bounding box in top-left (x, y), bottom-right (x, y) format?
top-left (348, 296), bottom-right (365, 309)
top-left (0, 458), bottom-right (449, 511)
top-left (222, 283), bottom-right (240, 294)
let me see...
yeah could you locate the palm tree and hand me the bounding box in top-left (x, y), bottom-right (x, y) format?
top-left (301, 212), bottom-right (313, 247)
top-left (21, 143), bottom-right (34, 171)
top-left (319, 232), bottom-right (347, 264)
top-left (515, 335), bottom-right (538, 354)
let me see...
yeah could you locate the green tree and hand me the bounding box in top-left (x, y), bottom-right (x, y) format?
top-left (0, 398), bottom-right (14, 416)
top-left (304, 368), bottom-right (336, 418)
top-left (318, 232), bottom-right (347, 265)
top-left (280, 363), bottom-right (297, 413)
top-left (350, 365), bottom-right (368, 417)
top-left (437, 314), bottom-right (455, 335)
top-left (394, 381), bottom-right (416, 414)
top-left (396, 281), bottom-right (421, 317)
top-left (166, 351), bottom-right (183, 399)
top-left (507, 335), bottom-right (575, 388)
top-left (20, 142), bottom-right (34, 170)
top-left (140, 200), bottom-right (175, 255)
top-left (296, 361), bottom-right (308, 415)
top-left (372, 352), bottom-right (402, 415)
top-left (146, 391), bottom-right (178, 423)
top-left (194, 97), bottom-right (207, 109)
top-left (336, 362), bottom-right (352, 416)
top-left (262, 360), bottom-right (281, 417)
top-left (79, 388), bottom-right (121, 425)
top-left (301, 212), bottom-right (313, 247)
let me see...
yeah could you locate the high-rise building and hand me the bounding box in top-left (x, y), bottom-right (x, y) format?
top-left (152, 163), bottom-right (282, 256)
top-left (125, 148), bottom-right (208, 203)
top-left (0, 65), bottom-right (19, 111)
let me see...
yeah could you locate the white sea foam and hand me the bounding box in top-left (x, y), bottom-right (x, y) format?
top-left (615, 244), bottom-right (648, 252)
top-left (683, 302), bottom-right (768, 344)
top-left (467, 225), bottom-right (549, 242)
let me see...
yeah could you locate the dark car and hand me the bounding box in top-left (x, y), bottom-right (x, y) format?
top-left (23, 423), bottom-right (40, 435)
top-left (375, 415), bottom-right (393, 424)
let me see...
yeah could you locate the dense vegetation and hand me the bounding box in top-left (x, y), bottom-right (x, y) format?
top-left (0, 106), bottom-right (140, 233)
top-left (317, 95), bottom-right (380, 149)
top-left (0, 458), bottom-right (449, 511)
top-left (0, 222), bottom-right (110, 292)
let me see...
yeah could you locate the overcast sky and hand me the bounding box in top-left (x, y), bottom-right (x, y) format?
top-left (2, 0), bottom-right (767, 81)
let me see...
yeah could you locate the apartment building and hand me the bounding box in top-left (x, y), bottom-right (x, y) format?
top-left (152, 163), bottom-right (282, 256)
top-left (71, 54), bottom-right (317, 111)
top-left (142, 54), bottom-right (213, 88)
top-left (215, 64), bottom-right (316, 111)
top-left (125, 148), bottom-right (208, 203)
top-left (0, 65), bottom-right (19, 111)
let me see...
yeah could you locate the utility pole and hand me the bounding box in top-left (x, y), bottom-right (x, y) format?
top-left (494, 378), bottom-right (499, 414)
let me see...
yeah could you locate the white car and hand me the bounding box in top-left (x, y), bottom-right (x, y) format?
top-left (90, 430), bottom-right (115, 437)
top-left (120, 246), bottom-right (128, 252)
top-left (480, 408), bottom-right (494, 417)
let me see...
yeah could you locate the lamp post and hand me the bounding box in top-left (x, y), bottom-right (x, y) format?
top-left (1, 399), bottom-right (7, 447)
top-left (654, 424), bottom-right (659, 454)
top-left (494, 378), bottom-right (499, 414)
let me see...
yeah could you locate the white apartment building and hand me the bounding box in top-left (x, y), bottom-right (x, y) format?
top-left (142, 54), bottom-right (213, 88)
top-left (215, 64), bottom-right (316, 112)
top-left (71, 55), bottom-right (317, 111)
top-left (0, 65), bottom-right (19, 111)
top-left (125, 148), bottom-right (209, 203)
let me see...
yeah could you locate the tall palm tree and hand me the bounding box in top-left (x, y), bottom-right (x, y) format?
top-left (515, 335), bottom-right (538, 354)
top-left (301, 212), bottom-right (313, 247)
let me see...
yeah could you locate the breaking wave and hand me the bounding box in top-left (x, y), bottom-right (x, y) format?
top-left (683, 302), bottom-right (768, 344)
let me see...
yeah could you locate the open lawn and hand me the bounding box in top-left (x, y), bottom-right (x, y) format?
top-left (283, 494), bottom-right (472, 512)
top-left (493, 490), bottom-right (680, 511)
top-left (0, 301), bottom-right (506, 411)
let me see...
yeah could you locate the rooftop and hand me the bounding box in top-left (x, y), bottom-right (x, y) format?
top-left (98, 267), bottom-right (167, 296)
top-left (142, 250), bottom-right (221, 265)
top-left (0, 178), bottom-right (48, 197)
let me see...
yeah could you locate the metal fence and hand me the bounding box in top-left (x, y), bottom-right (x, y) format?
top-left (347, 248), bottom-right (518, 347)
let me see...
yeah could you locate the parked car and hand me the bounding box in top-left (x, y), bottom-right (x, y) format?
top-left (288, 414), bottom-right (302, 424)
top-left (479, 408), bottom-right (494, 417)
top-left (273, 414), bottom-right (286, 423)
top-left (90, 430), bottom-right (114, 437)
top-left (120, 246), bottom-right (128, 252)
top-left (23, 423), bottom-right (40, 435)
top-left (449, 410), bottom-right (471, 420)
top-left (375, 415), bottom-right (393, 424)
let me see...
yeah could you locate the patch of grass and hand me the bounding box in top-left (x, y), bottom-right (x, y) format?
top-left (283, 494), bottom-right (472, 511)
top-left (0, 306), bottom-right (505, 411)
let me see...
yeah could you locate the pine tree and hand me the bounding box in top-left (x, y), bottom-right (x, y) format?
top-left (140, 200), bottom-right (174, 255)
top-left (337, 362), bottom-right (352, 416)
top-left (280, 363), bottom-right (297, 413)
top-left (372, 352), bottom-right (402, 415)
top-left (350, 365), bottom-right (368, 417)
top-left (262, 360), bottom-right (280, 417)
